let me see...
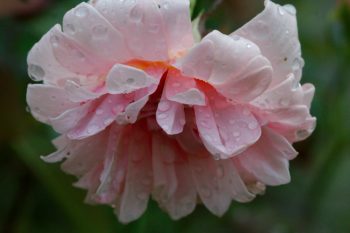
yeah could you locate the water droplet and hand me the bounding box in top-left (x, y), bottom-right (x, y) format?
top-left (130, 6), bottom-right (143, 22)
top-left (246, 43), bottom-right (252, 48)
top-left (50, 35), bottom-right (60, 47)
top-left (162, 2), bottom-right (169, 9)
top-left (92, 25), bottom-right (108, 38)
top-left (278, 6), bottom-right (285, 16)
top-left (283, 4), bottom-right (297, 15)
top-left (96, 109), bottom-right (104, 115)
top-left (216, 165), bottom-right (224, 178)
top-left (158, 113), bottom-right (168, 119)
top-left (179, 118), bottom-right (186, 125)
top-left (137, 192), bottom-right (148, 200)
top-left (232, 35), bottom-right (240, 41)
top-left (285, 30), bottom-right (290, 35)
top-left (213, 153), bottom-right (221, 160)
top-left (75, 6), bottom-right (89, 18)
top-left (201, 187), bottom-right (212, 198)
top-left (25, 106), bottom-right (31, 113)
top-left (233, 131), bottom-right (240, 137)
top-left (243, 109), bottom-right (250, 116)
top-left (158, 101), bottom-right (170, 112)
top-left (172, 82), bottom-right (181, 88)
top-left (149, 24), bottom-right (160, 33)
top-left (296, 129), bottom-right (309, 139)
top-left (126, 78), bottom-right (134, 84)
top-left (28, 64), bottom-right (45, 81)
top-left (248, 122), bottom-right (258, 130)
top-left (87, 124), bottom-right (99, 134)
top-left (201, 120), bottom-right (210, 128)
top-left (279, 98), bottom-right (290, 107)
top-left (65, 24), bottom-right (76, 35)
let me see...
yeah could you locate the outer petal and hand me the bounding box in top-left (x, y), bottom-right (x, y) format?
top-left (49, 25), bottom-right (110, 76)
top-left (154, 0), bottom-right (194, 57)
top-left (232, 0), bottom-right (304, 86)
top-left (68, 94), bottom-right (131, 139)
top-left (63, 3), bottom-right (132, 63)
top-left (27, 84), bottom-right (79, 123)
top-left (27, 25), bottom-right (84, 84)
top-left (94, 0), bottom-right (168, 61)
top-left (156, 97), bottom-right (186, 135)
top-left (152, 133), bottom-right (197, 220)
top-left (237, 127), bottom-right (297, 186)
top-left (194, 95), bottom-right (261, 159)
top-left (177, 30), bottom-right (272, 102)
top-left (106, 64), bottom-right (157, 94)
top-left (114, 125), bottom-right (153, 224)
top-left (188, 152), bottom-right (254, 216)
top-left (164, 69), bottom-right (206, 106)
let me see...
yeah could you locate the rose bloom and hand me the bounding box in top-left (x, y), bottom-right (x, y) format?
top-left (26, 0), bottom-right (316, 223)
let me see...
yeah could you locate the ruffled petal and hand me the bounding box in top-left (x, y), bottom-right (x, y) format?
top-left (94, 0), bottom-right (168, 61)
top-left (164, 69), bottom-right (206, 106)
top-left (27, 25), bottom-right (83, 84)
top-left (154, 0), bottom-right (194, 57)
top-left (194, 98), bottom-right (261, 159)
top-left (27, 84), bottom-right (78, 123)
top-left (113, 125), bottom-right (153, 224)
top-left (237, 127), bottom-right (295, 185)
top-left (188, 152), bottom-right (254, 216)
top-left (106, 64), bottom-right (157, 94)
top-left (156, 97), bottom-right (186, 135)
top-left (152, 133), bottom-right (196, 220)
top-left (48, 25), bottom-right (110, 76)
top-left (177, 30), bottom-right (272, 102)
top-left (63, 3), bottom-right (132, 63)
top-left (232, 0), bottom-right (304, 86)
top-left (68, 94), bottom-right (131, 139)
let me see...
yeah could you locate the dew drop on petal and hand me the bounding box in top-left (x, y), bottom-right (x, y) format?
top-left (96, 109), bottom-right (104, 115)
top-left (201, 187), bottom-right (212, 198)
top-left (130, 6), bottom-right (143, 22)
top-left (158, 113), bottom-right (168, 119)
top-left (246, 43), bottom-right (252, 48)
top-left (92, 25), bottom-right (108, 38)
top-left (242, 109), bottom-right (250, 116)
top-left (28, 64), bottom-right (45, 81)
top-left (232, 35), bottom-right (240, 41)
top-left (50, 35), bottom-right (60, 47)
top-left (137, 192), bottom-right (148, 200)
top-left (65, 24), bottom-right (76, 35)
top-left (248, 122), bottom-right (258, 130)
top-left (75, 6), bottom-right (89, 18)
top-left (283, 4), bottom-right (297, 15)
top-left (278, 6), bottom-right (285, 16)
top-left (172, 82), bottom-right (181, 88)
top-left (179, 118), bottom-right (186, 125)
top-left (296, 129), bottom-right (309, 139)
top-left (216, 165), bottom-right (224, 178)
top-left (158, 101), bottom-right (170, 112)
top-left (87, 125), bottom-right (99, 134)
top-left (149, 24), bottom-right (160, 33)
top-left (213, 153), bottom-right (221, 161)
top-left (233, 131), bottom-right (241, 137)
top-left (279, 98), bottom-right (290, 107)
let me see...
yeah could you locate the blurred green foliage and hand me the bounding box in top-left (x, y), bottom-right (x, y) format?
top-left (0, 0), bottom-right (350, 233)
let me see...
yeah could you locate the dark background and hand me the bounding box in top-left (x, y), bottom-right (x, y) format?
top-left (0, 0), bottom-right (349, 232)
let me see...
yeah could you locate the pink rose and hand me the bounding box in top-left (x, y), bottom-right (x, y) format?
top-left (27, 0), bottom-right (316, 223)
